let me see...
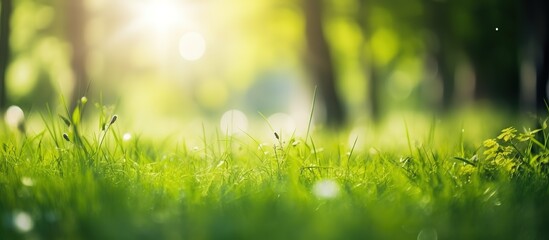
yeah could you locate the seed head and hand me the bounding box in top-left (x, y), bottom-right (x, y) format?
top-left (109, 115), bottom-right (118, 125)
top-left (62, 133), bottom-right (70, 142)
top-left (274, 132), bottom-right (280, 140)
top-left (59, 115), bottom-right (71, 127)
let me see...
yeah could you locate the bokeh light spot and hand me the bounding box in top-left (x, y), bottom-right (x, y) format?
top-left (388, 71), bottom-right (416, 100)
top-left (123, 133), bottom-right (132, 141)
top-left (179, 32), bottom-right (206, 61)
top-left (6, 58), bottom-right (38, 98)
top-left (21, 177), bottom-right (34, 187)
top-left (5, 105), bottom-right (25, 129)
top-left (313, 179), bottom-right (340, 199)
top-left (13, 211), bottom-right (34, 233)
top-left (348, 127), bottom-right (367, 151)
top-left (370, 28), bottom-right (399, 65)
top-left (220, 110), bottom-right (248, 135)
top-left (267, 113), bottom-right (296, 138)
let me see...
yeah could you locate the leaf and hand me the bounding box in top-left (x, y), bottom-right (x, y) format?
top-left (530, 129), bottom-right (542, 134)
top-left (453, 157), bottom-right (477, 166)
top-left (72, 106), bottom-right (81, 126)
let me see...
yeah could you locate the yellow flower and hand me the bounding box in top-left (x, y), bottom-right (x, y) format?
top-left (497, 127), bottom-right (517, 142)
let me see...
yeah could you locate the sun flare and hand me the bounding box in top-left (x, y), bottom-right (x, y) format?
top-left (135, 0), bottom-right (181, 32)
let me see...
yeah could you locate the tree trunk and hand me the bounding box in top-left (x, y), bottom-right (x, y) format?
top-left (518, 0), bottom-right (548, 114)
top-left (471, 1), bottom-right (520, 111)
top-left (355, 0), bottom-right (381, 123)
top-left (68, 0), bottom-right (88, 111)
top-left (0, 0), bottom-right (12, 110)
top-left (303, 0), bottom-right (346, 127)
top-left (536, 31), bottom-right (549, 112)
top-left (432, 2), bottom-right (451, 110)
top-left (534, 0), bottom-right (549, 113)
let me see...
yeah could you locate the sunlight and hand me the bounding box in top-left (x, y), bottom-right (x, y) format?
top-left (348, 127), bottom-right (367, 151)
top-left (135, 0), bottom-right (180, 32)
top-left (179, 32), bottom-right (206, 61)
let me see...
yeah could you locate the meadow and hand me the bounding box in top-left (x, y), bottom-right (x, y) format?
top-left (1, 101), bottom-right (549, 240)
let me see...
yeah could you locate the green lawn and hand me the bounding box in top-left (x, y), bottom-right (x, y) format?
top-left (1, 104), bottom-right (549, 240)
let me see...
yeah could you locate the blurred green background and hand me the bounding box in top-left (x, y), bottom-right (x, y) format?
top-left (0, 0), bottom-right (547, 136)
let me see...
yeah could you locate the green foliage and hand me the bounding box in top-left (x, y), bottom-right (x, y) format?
top-left (481, 123), bottom-right (549, 178)
top-left (1, 104), bottom-right (549, 239)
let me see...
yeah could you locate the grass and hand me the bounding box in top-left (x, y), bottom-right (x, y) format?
top-left (1, 102), bottom-right (549, 240)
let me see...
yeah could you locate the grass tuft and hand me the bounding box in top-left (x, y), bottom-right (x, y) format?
top-left (1, 102), bottom-right (549, 239)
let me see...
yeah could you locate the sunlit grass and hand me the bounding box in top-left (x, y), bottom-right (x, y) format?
top-left (1, 102), bottom-right (548, 239)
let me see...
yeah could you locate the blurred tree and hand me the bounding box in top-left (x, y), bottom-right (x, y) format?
top-left (538, 32), bottom-right (549, 113)
top-left (67, 0), bottom-right (88, 110)
top-left (0, 0), bottom-right (12, 109)
top-left (424, 0), bottom-right (456, 111)
top-left (303, 0), bottom-right (346, 127)
top-left (355, 0), bottom-right (381, 123)
top-left (422, 0), bottom-right (521, 111)
top-left (522, 0), bottom-right (549, 113)
top-left (468, 1), bottom-right (520, 110)
top-left (354, 0), bottom-right (407, 123)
